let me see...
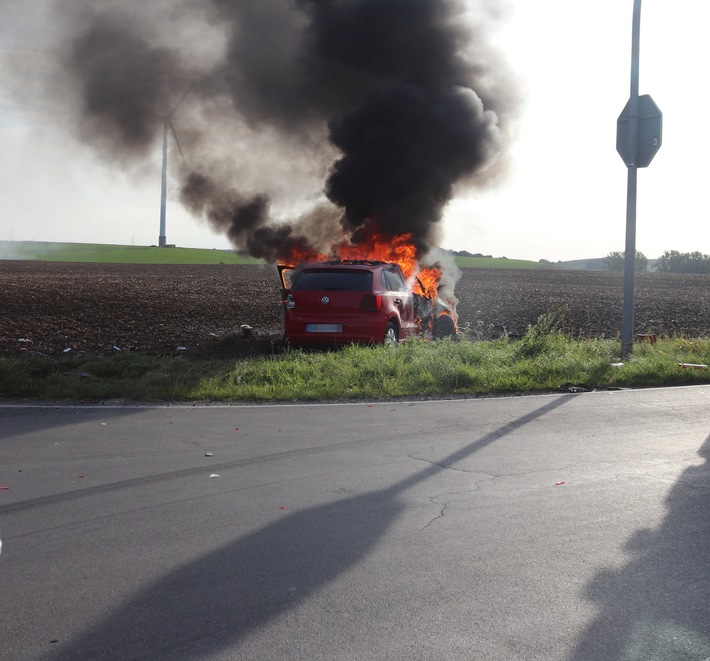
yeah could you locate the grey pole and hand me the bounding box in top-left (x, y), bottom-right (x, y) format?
top-left (159, 121), bottom-right (168, 248)
top-left (621, 0), bottom-right (642, 359)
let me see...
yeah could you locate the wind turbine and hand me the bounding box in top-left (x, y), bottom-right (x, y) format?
top-left (159, 84), bottom-right (193, 248)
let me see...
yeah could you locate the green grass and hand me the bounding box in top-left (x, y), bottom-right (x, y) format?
top-left (2, 334), bottom-right (708, 402)
top-left (2, 240), bottom-right (538, 268)
top-left (453, 256), bottom-right (538, 269)
top-left (0, 241), bottom-right (262, 265)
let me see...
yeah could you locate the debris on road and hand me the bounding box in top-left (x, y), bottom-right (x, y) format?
top-left (209, 473), bottom-right (220, 478)
top-left (205, 452), bottom-right (214, 457)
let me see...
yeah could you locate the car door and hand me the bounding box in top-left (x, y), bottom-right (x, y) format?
top-left (383, 267), bottom-right (417, 338)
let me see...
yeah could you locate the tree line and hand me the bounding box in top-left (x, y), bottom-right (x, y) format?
top-left (605, 250), bottom-right (710, 274)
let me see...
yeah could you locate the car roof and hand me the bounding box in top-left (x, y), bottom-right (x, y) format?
top-left (302, 260), bottom-right (393, 269)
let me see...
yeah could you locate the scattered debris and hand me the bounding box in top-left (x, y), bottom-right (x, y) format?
top-left (0, 486), bottom-right (9, 490)
top-left (555, 481), bottom-right (566, 486)
top-left (279, 506), bottom-right (286, 510)
top-left (635, 333), bottom-right (657, 344)
top-left (233, 427), bottom-right (239, 431)
top-left (113, 345), bottom-right (121, 351)
top-left (63, 347), bottom-right (72, 353)
top-left (17, 338), bottom-right (32, 343)
top-left (176, 346), bottom-right (188, 351)
top-left (610, 362), bottom-right (624, 367)
top-left (204, 452), bottom-right (214, 457)
top-left (209, 473), bottom-right (220, 478)
top-left (238, 324), bottom-right (253, 338)
top-left (559, 383), bottom-right (593, 393)
top-left (678, 363), bottom-right (707, 369)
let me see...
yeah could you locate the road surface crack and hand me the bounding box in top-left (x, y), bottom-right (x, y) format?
top-left (420, 503), bottom-right (447, 531)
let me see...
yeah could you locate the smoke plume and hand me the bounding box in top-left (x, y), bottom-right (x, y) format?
top-left (49, 0), bottom-right (519, 262)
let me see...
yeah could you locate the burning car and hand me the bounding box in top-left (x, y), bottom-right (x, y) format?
top-left (278, 259), bottom-right (456, 346)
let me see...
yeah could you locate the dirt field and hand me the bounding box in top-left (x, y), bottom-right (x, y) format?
top-left (1, 261), bottom-right (708, 356)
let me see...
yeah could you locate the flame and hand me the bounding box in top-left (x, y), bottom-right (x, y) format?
top-left (413, 266), bottom-right (442, 299)
top-left (334, 233), bottom-right (419, 277)
top-left (278, 230), bottom-right (444, 299)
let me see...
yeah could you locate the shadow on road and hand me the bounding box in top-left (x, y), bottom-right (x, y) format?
top-left (44, 395), bottom-right (574, 660)
top-left (570, 433), bottom-right (710, 660)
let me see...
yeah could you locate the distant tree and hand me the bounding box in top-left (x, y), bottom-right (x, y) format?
top-left (604, 251), bottom-right (624, 271)
top-left (656, 250), bottom-right (710, 273)
top-left (604, 250), bottom-right (647, 272)
top-left (635, 251), bottom-right (648, 272)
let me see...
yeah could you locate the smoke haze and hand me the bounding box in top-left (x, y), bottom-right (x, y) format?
top-left (45, 0), bottom-right (520, 262)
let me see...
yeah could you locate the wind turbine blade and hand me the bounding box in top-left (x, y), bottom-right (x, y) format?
top-left (167, 82), bottom-right (195, 119)
top-left (168, 121), bottom-right (186, 164)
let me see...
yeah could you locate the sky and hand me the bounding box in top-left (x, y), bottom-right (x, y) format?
top-left (0, 0), bottom-right (708, 262)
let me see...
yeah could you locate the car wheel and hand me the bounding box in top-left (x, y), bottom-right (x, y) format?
top-left (433, 314), bottom-right (456, 339)
top-left (383, 321), bottom-right (398, 347)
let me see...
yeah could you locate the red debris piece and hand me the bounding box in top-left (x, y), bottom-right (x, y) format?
top-left (233, 427), bottom-right (240, 431)
top-left (0, 486), bottom-right (9, 490)
top-left (279, 506), bottom-right (286, 510)
top-left (555, 481), bottom-right (566, 486)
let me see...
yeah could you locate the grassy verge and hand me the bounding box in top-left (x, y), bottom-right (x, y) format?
top-left (1, 334), bottom-right (708, 402)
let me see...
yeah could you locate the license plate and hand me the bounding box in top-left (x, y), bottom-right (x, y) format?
top-left (306, 324), bottom-right (342, 333)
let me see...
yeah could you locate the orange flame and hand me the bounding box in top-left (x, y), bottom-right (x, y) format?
top-left (334, 233), bottom-right (419, 277)
top-left (279, 230), bottom-right (444, 298)
top-left (413, 266), bottom-right (442, 299)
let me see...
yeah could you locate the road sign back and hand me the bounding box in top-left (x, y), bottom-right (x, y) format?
top-left (616, 94), bottom-right (662, 167)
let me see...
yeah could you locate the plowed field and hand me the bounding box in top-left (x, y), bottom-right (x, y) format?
top-left (1, 261), bottom-right (708, 356)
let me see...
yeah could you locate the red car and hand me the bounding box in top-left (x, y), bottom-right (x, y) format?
top-left (278, 260), bottom-right (455, 346)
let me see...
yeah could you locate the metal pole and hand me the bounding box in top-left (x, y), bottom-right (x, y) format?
top-left (621, 0), bottom-right (642, 359)
top-left (159, 121), bottom-right (168, 248)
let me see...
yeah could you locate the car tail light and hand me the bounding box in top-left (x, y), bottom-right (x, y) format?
top-left (360, 294), bottom-right (381, 312)
top-left (286, 293), bottom-right (296, 310)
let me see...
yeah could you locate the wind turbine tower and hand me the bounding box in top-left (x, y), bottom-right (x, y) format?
top-left (159, 84), bottom-right (193, 248)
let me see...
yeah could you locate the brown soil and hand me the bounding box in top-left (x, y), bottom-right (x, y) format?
top-left (1, 261), bottom-right (708, 357)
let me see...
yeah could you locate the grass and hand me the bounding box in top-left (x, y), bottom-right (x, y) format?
top-left (0, 241), bottom-right (262, 265)
top-left (1, 333), bottom-right (708, 402)
top-left (452, 256), bottom-right (538, 269)
top-left (1, 240), bottom-right (537, 268)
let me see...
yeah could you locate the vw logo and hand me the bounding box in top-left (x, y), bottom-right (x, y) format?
top-left (321, 296), bottom-right (330, 304)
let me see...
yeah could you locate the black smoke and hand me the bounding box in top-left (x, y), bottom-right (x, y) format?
top-left (51, 0), bottom-right (519, 262)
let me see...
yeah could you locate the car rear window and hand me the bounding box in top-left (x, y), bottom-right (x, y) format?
top-left (292, 269), bottom-right (373, 292)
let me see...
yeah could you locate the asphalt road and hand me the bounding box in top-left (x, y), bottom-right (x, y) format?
top-left (1, 387), bottom-right (709, 661)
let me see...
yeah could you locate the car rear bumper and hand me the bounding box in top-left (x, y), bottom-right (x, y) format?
top-left (284, 316), bottom-right (388, 345)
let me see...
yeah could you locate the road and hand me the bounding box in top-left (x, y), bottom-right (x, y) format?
top-left (0, 387), bottom-right (709, 660)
